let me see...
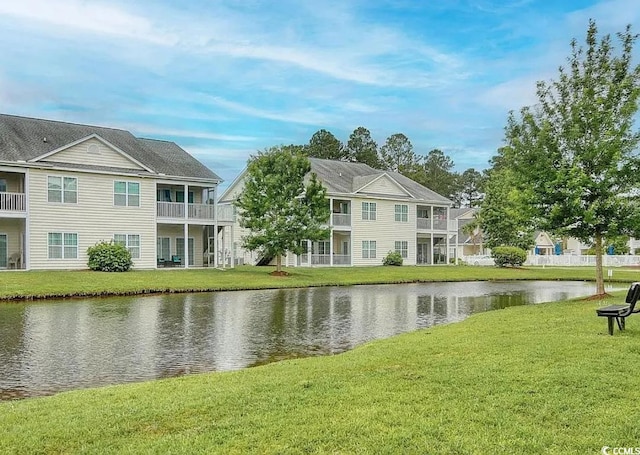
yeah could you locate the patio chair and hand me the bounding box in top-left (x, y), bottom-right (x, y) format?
top-left (8, 252), bottom-right (21, 269)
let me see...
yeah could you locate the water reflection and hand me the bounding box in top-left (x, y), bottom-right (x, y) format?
top-left (0, 281), bottom-right (597, 399)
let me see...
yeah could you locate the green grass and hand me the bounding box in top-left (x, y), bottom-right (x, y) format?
top-left (1, 290), bottom-right (638, 454)
top-left (1, 265), bottom-right (639, 300)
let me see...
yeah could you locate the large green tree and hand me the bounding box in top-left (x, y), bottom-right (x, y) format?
top-left (346, 126), bottom-right (380, 168)
top-left (235, 146), bottom-right (331, 273)
top-left (419, 149), bottom-right (459, 200)
top-left (379, 133), bottom-right (421, 174)
top-left (479, 166), bottom-right (535, 251)
top-left (455, 168), bottom-right (484, 208)
top-left (503, 20), bottom-right (640, 295)
top-left (306, 129), bottom-right (347, 160)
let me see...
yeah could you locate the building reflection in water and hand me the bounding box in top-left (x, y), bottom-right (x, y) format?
top-left (0, 280), bottom-right (596, 399)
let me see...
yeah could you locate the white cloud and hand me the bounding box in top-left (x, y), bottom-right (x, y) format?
top-left (205, 96), bottom-right (336, 126)
top-left (0, 0), bottom-right (176, 45)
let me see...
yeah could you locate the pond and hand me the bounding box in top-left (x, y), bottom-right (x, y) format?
top-left (0, 280), bottom-right (598, 400)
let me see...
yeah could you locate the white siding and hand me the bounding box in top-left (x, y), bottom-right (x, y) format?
top-left (41, 138), bottom-right (145, 170)
top-left (28, 169), bottom-right (156, 269)
top-left (358, 176), bottom-right (409, 197)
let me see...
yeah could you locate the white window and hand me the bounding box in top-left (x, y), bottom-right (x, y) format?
top-left (114, 181), bottom-right (140, 207)
top-left (48, 176), bottom-right (77, 203)
top-left (395, 204), bottom-right (408, 222)
top-left (0, 179), bottom-right (6, 192)
top-left (48, 232), bottom-right (77, 259)
top-left (114, 234), bottom-right (140, 259)
top-left (362, 202), bottom-right (377, 220)
top-left (395, 240), bottom-right (408, 258)
top-left (362, 240), bottom-right (376, 259)
top-left (312, 241), bottom-right (330, 255)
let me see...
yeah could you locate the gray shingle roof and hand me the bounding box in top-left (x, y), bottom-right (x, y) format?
top-left (309, 158), bottom-right (451, 204)
top-left (0, 114), bottom-right (220, 181)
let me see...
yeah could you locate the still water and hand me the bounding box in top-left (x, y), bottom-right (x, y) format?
top-left (0, 281), bottom-right (596, 400)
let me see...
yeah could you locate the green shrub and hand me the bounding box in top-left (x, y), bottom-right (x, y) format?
top-left (491, 246), bottom-right (527, 267)
top-left (87, 241), bottom-right (132, 272)
top-left (382, 251), bottom-right (403, 266)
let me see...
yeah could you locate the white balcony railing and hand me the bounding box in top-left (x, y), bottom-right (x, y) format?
top-left (157, 202), bottom-right (185, 218)
top-left (0, 192), bottom-right (26, 212)
top-left (217, 204), bottom-right (235, 222)
top-left (157, 202), bottom-right (217, 221)
top-left (188, 203), bottom-right (215, 220)
top-left (332, 213), bottom-right (351, 226)
top-left (417, 218), bottom-right (431, 230)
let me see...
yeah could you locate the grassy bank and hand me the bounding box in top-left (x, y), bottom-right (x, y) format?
top-left (1, 265), bottom-right (638, 301)
top-left (1, 291), bottom-right (638, 453)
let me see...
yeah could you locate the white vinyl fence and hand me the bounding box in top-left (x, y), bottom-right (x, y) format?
top-left (525, 255), bottom-right (640, 267)
top-left (463, 254), bottom-right (640, 267)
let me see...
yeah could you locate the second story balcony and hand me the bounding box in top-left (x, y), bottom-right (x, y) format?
top-left (157, 202), bottom-right (214, 221)
top-left (157, 201), bottom-right (236, 223)
top-left (332, 213), bottom-right (351, 227)
top-left (0, 192), bottom-right (26, 214)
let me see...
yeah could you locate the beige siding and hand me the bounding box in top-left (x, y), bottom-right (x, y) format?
top-left (358, 176), bottom-right (409, 197)
top-left (41, 138), bottom-right (145, 170)
top-left (351, 198), bottom-right (416, 266)
top-left (28, 169), bottom-right (156, 269)
top-left (219, 174), bottom-right (245, 203)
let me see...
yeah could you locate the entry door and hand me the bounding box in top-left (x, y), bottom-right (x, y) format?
top-left (0, 234), bottom-right (7, 268)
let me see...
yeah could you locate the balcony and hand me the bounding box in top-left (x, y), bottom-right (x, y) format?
top-left (332, 213), bottom-right (351, 227)
top-left (0, 192), bottom-right (26, 213)
top-left (417, 217), bottom-right (431, 230)
top-left (157, 202), bottom-right (216, 221)
top-left (417, 217), bottom-right (457, 231)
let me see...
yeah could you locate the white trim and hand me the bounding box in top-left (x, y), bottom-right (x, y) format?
top-left (29, 134), bottom-right (156, 173)
top-left (353, 173), bottom-right (415, 198)
top-left (46, 174), bottom-right (78, 205)
top-left (113, 233), bottom-right (141, 260)
top-left (113, 179), bottom-right (141, 208)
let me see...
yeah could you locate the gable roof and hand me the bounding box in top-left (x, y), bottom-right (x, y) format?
top-left (309, 158), bottom-right (451, 204)
top-left (0, 114), bottom-right (220, 181)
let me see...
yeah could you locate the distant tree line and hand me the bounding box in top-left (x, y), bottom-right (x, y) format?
top-left (281, 126), bottom-right (485, 208)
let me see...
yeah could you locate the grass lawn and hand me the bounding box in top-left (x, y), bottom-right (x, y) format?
top-left (1, 290), bottom-right (639, 453)
top-left (1, 265), bottom-right (639, 300)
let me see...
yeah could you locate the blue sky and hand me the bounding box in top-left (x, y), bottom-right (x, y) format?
top-left (1, 0), bottom-right (639, 188)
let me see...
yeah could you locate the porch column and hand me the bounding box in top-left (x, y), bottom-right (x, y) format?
top-left (329, 230), bottom-right (334, 266)
top-left (213, 186), bottom-right (218, 268)
top-left (307, 240), bottom-right (311, 266)
top-left (230, 224), bottom-right (235, 268)
top-left (221, 226), bottom-right (226, 269)
top-left (430, 234), bottom-right (434, 265)
top-left (329, 197), bottom-right (333, 226)
top-left (24, 169), bottom-right (30, 270)
top-left (183, 184), bottom-right (188, 219)
top-left (184, 223), bottom-right (189, 268)
top-left (429, 206), bottom-right (433, 230)
top-left (446, 231), bottom-right (450, 265)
